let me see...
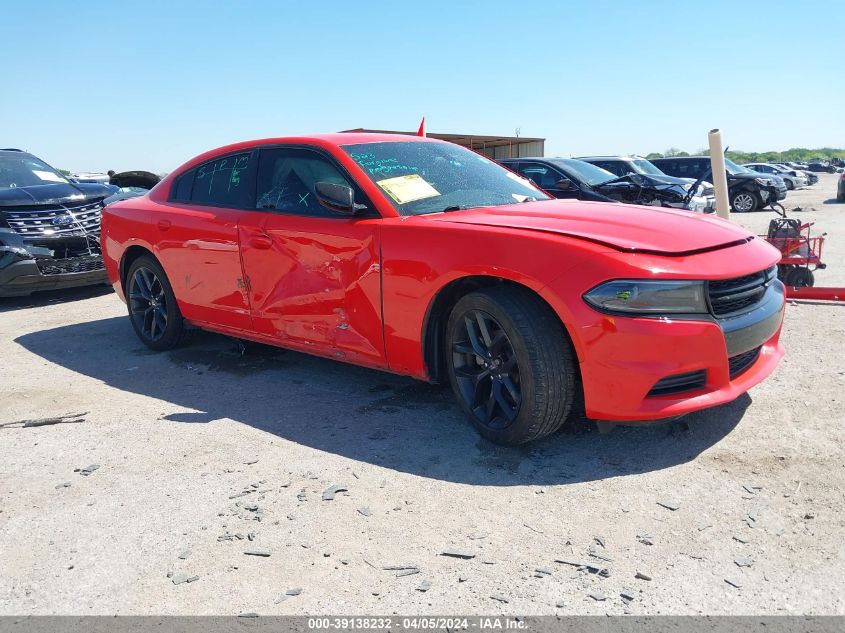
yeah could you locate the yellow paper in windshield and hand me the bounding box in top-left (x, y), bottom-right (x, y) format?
top-left (376, 174), bottom-right (440, 204)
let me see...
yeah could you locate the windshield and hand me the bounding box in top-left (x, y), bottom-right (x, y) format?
top-left (342, 141), bottom-right (550, 215)
top-left (723, 158), bottom-right (750, 175)
top-left (549, 159), bottom-right (616, 186)
top-left (630, 159), bottom-right (665, 176)
top-left (0, 154), bottom-right (69, 188)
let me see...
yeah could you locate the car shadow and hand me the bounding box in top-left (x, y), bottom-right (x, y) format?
top-left (823, 198), bottom-right (843, 205)
top-left (0, 284), bottom-right (113, 313)
top-left (14, 316), bottom-right (750, 486)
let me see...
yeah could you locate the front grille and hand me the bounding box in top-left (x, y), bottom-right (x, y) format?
top-left (3, 199), bottom-right (104, 238)
top-left (707, 267), bottom-right (775, 317)
top-left (729, 346), bottom-right (761, 378)
top-left (35, 255), bottom-right (105, 276)
top-left (647, 369), bottom-right (707, 397)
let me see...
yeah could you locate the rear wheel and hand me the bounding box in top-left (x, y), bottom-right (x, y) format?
top-left (125, 255), bottom-right (187, 350)
top-left (445, 286), bottom-right (576, 445)
top-left (731, 191), bottom-right (758, 213)
top-left (784, 178), bottom-right (795, 190)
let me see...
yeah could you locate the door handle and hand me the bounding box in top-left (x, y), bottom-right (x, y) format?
top-left (250, 236), bottom-right (273, 250)
top-left (157, 219), bottom-right (171, 231)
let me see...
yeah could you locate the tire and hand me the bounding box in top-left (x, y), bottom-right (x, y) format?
top-left (784, 178), bottom-right (794, 191)
top-left (445, 285), bottom-right (576, 445)
top-left (125, 255), bottom-right (188, 350)
top-left (731, 191), bottom-right (758, 213)
top-left (790, 267), bottom-right (815, 288)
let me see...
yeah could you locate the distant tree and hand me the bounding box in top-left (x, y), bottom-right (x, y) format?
top-left (649, 147), bottom-right (845, 163)
top-left (58, 169), bottom-right (71, 176)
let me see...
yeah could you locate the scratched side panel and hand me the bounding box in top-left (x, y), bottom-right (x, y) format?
top-left (239, 215), bottom-right (386, 368)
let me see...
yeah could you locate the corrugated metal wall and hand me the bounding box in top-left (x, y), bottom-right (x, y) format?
top-left (477, 141), bottom-right (545, 159)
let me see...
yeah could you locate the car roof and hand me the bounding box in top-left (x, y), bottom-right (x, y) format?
top-left (0, 148), bottom-right (33, 157)
top-left (575, 155), bottom-right (645, 161)
top-left (175, 133), bottom-right (449, 173)
top-left (222, 132), bottom-right (443, 151)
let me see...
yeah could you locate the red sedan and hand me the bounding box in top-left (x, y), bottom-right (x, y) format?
top-left (101, 134), bottom-right (785, 445)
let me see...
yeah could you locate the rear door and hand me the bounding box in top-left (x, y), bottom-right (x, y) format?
top-left (151, 151), bottom-right (256, 331)
top-left (237, 146), bottom-right (386, 368)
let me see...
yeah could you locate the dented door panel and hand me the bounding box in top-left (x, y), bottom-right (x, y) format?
top-left (238, 212), bottom-right (385, 367)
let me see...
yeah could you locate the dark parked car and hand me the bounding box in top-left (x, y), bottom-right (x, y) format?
top-left (577, 155), bottom-right (716, 210)
top-left (805, 160), bottom-right (836, 173)
top-left (651, 156), bottom-right (785, 213)
top-left (837, 172), bottom-right (845, 202)
top-left (499, 157), bottom-right (712, 212)
top-left (0, 149), bottom-right (114, 297)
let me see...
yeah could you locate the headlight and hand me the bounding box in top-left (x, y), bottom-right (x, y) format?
top-left (755, 177), bottom-right (770, 186)
top-left (583, 280), bottom-right (708, 315)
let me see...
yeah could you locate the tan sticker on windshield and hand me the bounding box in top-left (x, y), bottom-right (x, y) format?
top-left (376, 174), bottom-right (440, 204)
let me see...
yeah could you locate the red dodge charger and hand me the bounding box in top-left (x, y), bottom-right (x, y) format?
top-left (101, 134), bottom-right (785, 444)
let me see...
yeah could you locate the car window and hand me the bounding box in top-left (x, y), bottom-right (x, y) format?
top-left (653, 160), bottom-right (680, 176)
top-left (592, 161), bottom-right (626, 177)
top-left (514, 163), bottom-right (562, 189)
top-left (190, 153), bottom-right (253, 207)
top-left (171, 169), bottom-right (194, 202)
top-left (255, 147), bottom-right (367, 217)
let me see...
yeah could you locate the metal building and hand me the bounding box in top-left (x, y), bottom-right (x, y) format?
top-left (341, 128), bottom-right (544, 159)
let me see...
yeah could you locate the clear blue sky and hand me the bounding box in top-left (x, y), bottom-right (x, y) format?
top-left (2, 0), bottom-right (842, 174)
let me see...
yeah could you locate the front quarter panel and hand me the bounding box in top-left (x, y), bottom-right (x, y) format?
top-left (379, 216), bottom-right (612, 376)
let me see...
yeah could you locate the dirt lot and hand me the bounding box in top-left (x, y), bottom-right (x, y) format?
top-left (1, 173), bottom-right (843, 616)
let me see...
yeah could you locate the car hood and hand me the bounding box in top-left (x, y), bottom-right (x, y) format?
top-left (428, 200), bottom-right (754, 256)
top-left (0, 182), bottom-right (114, 208)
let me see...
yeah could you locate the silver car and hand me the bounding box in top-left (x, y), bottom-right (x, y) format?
top-left (744, 163), bottom-right (808, 190)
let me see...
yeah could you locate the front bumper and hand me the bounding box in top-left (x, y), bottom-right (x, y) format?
top-left (0, 232), bottom-right (107, 297)
top-left (577, 282), bottom-right (785, 421)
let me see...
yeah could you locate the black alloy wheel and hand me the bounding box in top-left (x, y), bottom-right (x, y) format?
top-left (451, 310), bottom-right (522, 430)
top-left (125, 255), bottom-right (187, 350)
top-left (445, 286), bottom-right (576, 445)
top-left (129, 266), bottom-right (168, 342)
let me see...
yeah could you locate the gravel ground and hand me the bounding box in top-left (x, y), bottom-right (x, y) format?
top-left (1, 173), bottom-right (843, 616)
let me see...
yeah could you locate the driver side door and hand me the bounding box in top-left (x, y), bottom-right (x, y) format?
top-left (237, 146), bottom-right (387, 369)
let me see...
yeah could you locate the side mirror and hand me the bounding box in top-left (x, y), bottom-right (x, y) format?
top-left (555, 179), bottom-right (573, 190)
top-left (315, 181), bottom-right (356, 215)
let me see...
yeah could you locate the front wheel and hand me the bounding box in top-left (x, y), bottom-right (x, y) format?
top-left (731, 191), bottom-right (759, 213)
top-left (445, 286), bottom-right (576, 445)
top-left (784, 179), bottom-right (795, 190)
top-left (125, 255), bottom-right (188, 350)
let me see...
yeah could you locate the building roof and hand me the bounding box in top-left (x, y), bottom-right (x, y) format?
top-left (341, 128), bottom-right (544, 150)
